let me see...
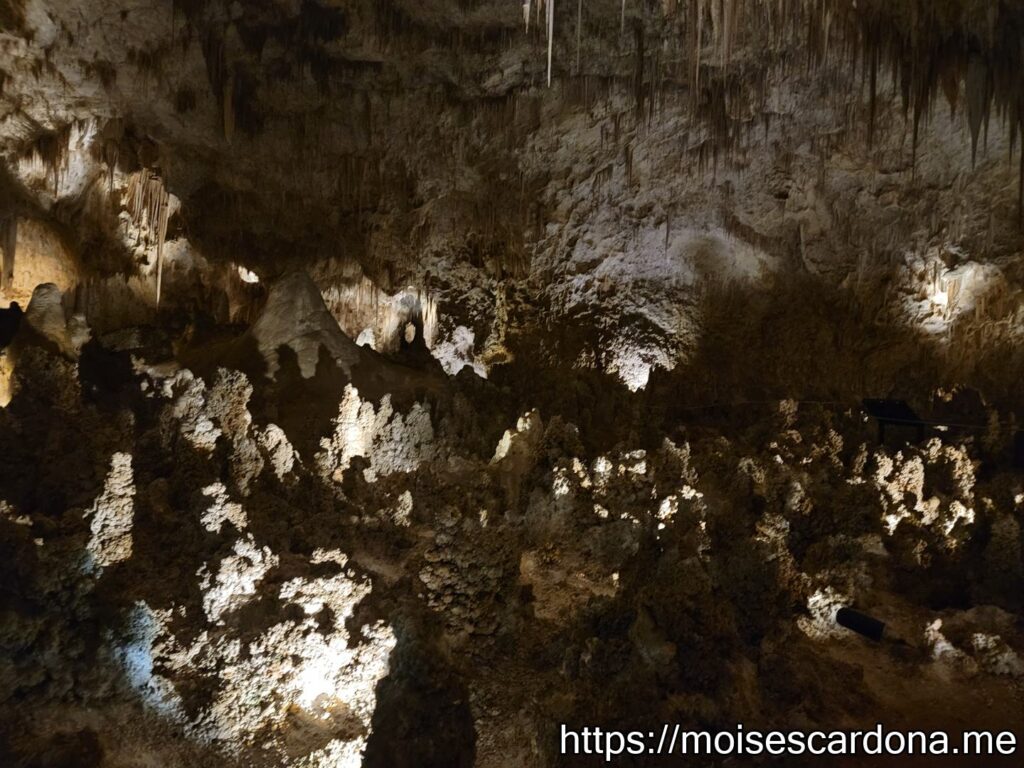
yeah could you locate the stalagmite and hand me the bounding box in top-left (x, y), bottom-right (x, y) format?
top-left (84, 453), bottom-right (136, 571)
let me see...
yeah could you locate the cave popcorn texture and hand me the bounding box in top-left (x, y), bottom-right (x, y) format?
top-left (117, 551), bottom-right (395, 766)
top-left (84, 452), bottom-right (135, 571)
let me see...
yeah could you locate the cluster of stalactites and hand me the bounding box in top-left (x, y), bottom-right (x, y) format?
top-left (656, 1), bottom-right (1024, 216)
top-left (21, 125), bottom-right (74, 198)
top-left (826, 0), bottom-right (1024, 216)
top-left (124, 171), bottom-right (171, 305)
top-left (522, 1), bottom-right (556, 87)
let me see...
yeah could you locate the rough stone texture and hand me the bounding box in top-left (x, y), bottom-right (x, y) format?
top-left (2, 2), bottom-right (1024, 767)
top-left (85, 451), bottom-right (135, 570)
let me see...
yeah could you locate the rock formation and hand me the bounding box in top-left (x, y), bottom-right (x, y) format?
top-left (1, 2), bottom-right (1022, 767)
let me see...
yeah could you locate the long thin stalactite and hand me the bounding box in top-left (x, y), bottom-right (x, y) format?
top-left (125, 171), bottom-right (171, 306)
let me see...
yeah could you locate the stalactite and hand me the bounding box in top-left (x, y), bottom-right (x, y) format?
top-left (201, 27), bottom-right (240, 142)
top-left (692, 0), bottom-right (704, 104)
top-left (721, 0), bottom-right (738, 69)
top-left (911, 100), bottom-right (921, 178)
top-left (671, 1), bottom-right (1024, 209)
top-left (576, 0), bottom-right (582, 74)
top-left (867, 36), bottom-right (878, 148)
top-left (1019, 134), bottom-right (1024, 227)
top-left (634, 23), bottom-right (645, 119)
top-left (966, 55), bottom-right (989, 168)
top-left (103, 138), bottom-right (119, 193)
top-left (547, 0), bottom-right (555, 88)
top-left (709, 0), bottom-right (720, 60)
top-left (125, 171), bottom-right (170, 306)
top-left (0, 215), bottom-right (16, 291)
top-left (224, 69), bottom-right (236, 144)
top-left (26, 126), bottom-right (72, 197)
